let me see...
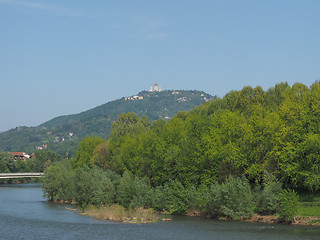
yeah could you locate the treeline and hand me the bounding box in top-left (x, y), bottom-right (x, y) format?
top-left (43, 161), bottom-right (298, 221)
top-left (74, 81), bottom-right (320, 192)
top-left (43, 81), bottom-right (320, 220)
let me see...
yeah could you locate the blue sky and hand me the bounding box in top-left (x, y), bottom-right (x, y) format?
top-left (1, 0), bottom-right (320, 132)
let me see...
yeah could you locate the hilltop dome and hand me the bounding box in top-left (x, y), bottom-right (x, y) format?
top-left (150, 83), bottom-right (161, 92)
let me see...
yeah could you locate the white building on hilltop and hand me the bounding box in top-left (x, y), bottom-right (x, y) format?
top-left (150, 83), bottom-right (162, 92)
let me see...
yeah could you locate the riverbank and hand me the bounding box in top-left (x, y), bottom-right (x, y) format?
top-left (65, 205), bottom-right (320, 226)
top-left (80, 205), bottom-right (165, 224)
top-left (185, 209), bottom-right (320, 226)
top-left (245, 214), bottom-right (320, 226)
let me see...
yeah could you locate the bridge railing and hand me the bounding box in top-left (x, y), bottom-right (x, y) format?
top-left (0, 173), bottom-right (44, 179)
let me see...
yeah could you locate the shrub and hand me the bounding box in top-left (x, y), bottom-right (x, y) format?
top-left (165, 180), bottom-right (188, 215)
top-left (256, 172), bottom-right (282, 215)
top-left (42, 160), bottom-right (74, 202)
top-left (185, 184), bottom-right (200, 209)
top-left (151, 185), bottom-right (169, 212)
top-left (279, 189), bottom-right (299, 222)
top-left (90, 167), bottom-right (115, 205)
top-left (199, 182), bottom-right (222, 217)
top-left (219, 176), bottom-right (255, 220)
top-left (152, 180), bottom-right (188, 215)
top-left (73, 165), bottom-right (94, 206)
top-left (116, 170), bottom-right (135, 208)
top-left (130, 177), bottom-right (152, 208)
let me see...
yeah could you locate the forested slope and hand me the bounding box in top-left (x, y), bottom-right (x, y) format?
top-left (0, 90), bottom-right (214, 155)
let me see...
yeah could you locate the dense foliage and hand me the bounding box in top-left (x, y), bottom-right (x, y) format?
top-left (43, 160), bottom-right (284, 220)
top-left (100, 82), bottom-right (320, 192)
top-left (41, 82), bottom-right (320, 221)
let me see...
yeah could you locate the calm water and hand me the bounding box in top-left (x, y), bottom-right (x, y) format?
top-left (0, 184), bottom-right (319, 240)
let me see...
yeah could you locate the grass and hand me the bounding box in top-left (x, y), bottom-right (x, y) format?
top-left (84, 205), bottom-right (160, 223)
top-left (298, 205), bottom-right (320, 217)
top-left (293, 192), bottom-right (320, 225)
top-left (298, 192), bottom-right (320, 217)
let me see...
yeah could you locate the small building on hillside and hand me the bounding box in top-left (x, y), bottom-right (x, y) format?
top-left (9, 152), bottom-right (31, 161)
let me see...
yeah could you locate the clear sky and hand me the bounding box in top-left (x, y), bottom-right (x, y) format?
top-left (1, 0), bottom-right (320, 132)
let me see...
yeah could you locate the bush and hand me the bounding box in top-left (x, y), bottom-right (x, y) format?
top-left (218, 176), bottom-right (255, 220)
top-left (151, 185), bottom-right (168, 212)
top-left (42, 160), bottom-right (74, 202)
top-left (199, 182), bottom-right (222, 217)
top-left (130, 177), bottom-right (152, 208)
top-left (165, 180), bottom-right (188, 215)
top-left (152, 180), bottom-right (188, 215)
top-left (279, 189), bottom-right (299, 222)
top-left (116, 170), bottom-right (136, 208)
top-left (256, 172), bottom-right (282, 215)
top-left (185, 184), bottom-right (200, 209)
top-left (90, 167), bottom-right (115, 205)
top-left (73, 165), bottom-right (94, 206)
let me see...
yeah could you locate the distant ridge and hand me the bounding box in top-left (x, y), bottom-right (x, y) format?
top-left (0, 89), bottom-right (215, 156)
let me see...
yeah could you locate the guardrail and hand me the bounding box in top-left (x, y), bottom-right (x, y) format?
top-left (0, 173), bottom-right (44, 179)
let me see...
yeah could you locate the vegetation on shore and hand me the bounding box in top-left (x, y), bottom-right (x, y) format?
top-left (41, 81), bottom-right (320, 224)
top-left (83, 205), bottom-right (159, 223)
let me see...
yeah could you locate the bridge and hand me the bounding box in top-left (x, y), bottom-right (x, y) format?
top-left (0, 173), bottom-right (44, 179)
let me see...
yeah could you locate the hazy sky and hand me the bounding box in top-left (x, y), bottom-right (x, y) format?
top-left (1, 0), bottom-right (320, 132)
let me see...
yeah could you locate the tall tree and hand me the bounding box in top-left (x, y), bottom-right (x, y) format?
top-left (72, 136), bottom-right (105, 168)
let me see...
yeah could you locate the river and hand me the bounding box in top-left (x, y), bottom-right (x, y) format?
top-left (0, 184), bottom-right (319, 240)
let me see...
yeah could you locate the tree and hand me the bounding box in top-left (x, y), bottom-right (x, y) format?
top-left (91, 141), bottom-right (110, 170)
top-left (110, 113), bottom-right (150, 144)
top-left (42, 159), bottom-right (74, 201)
top-left (29, 150), bottom-right (62, 172)
top-left (72, 136), bottom-right (105, 168)
top-left (0, 152), bottom-right (11, 173)
top-left (280, 133), bottom-right (320, 191)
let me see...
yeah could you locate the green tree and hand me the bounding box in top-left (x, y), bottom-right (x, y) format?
top-left (42, 159), bottom-right (74, 201)
top-left (72, 136), bottom-right (105, 168)
top-left (280, 133), bottom-right (320, 191)
top-left (110, 113), bottom-right (150, 145)
top-left (29, 150), bottom-right (62, 172)
top-left (0, 152), bottom-right (11, 173)
top-left (91, 141), bottom-right (111, 170)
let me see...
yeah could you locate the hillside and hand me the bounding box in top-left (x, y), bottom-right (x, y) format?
top-left (0, 90), bottom-right (215, 155)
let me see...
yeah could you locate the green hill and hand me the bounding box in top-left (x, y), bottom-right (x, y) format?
top-left (0, 90), bottom-right (215, 156)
